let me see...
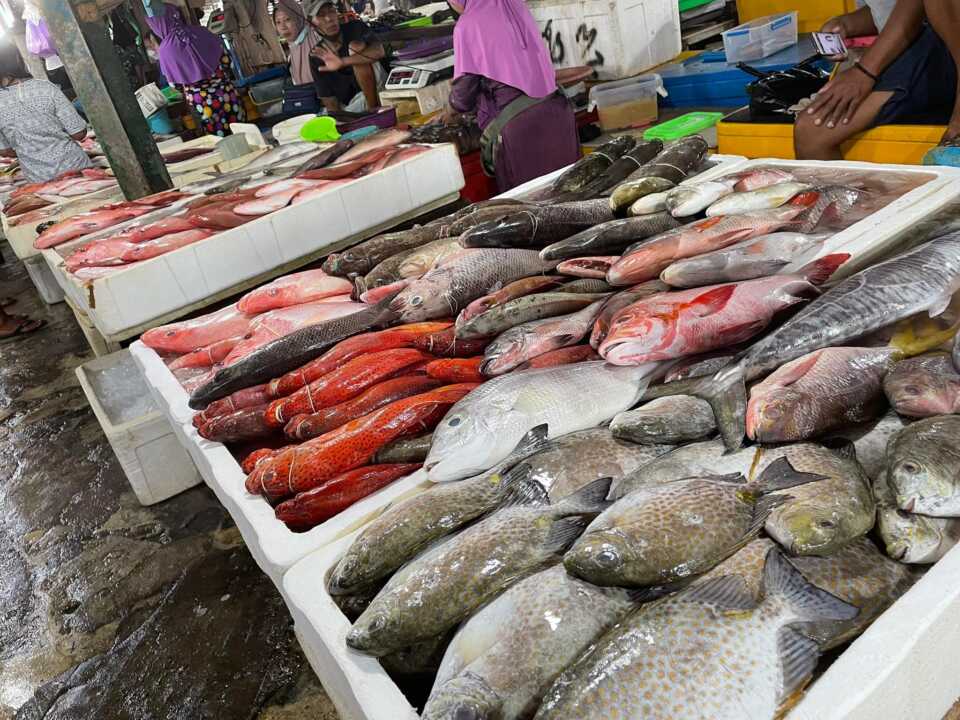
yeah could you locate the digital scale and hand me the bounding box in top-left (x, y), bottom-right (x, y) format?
top-left (384, 50), bottom-right (455, 91)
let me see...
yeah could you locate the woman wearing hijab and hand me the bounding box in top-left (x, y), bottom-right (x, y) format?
top-left (145, 2), bottom-right (245, 136)
top-left (442, 0), bottom-right (579, 191)
top-left (274, 0), bottom-right (321, 111)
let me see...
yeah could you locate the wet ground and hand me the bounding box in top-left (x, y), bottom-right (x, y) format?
top-left (0, 250), bottom-right (339, 719)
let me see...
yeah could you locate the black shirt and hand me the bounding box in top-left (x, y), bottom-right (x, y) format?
top-left (309, 20), bottom-right (379, 106)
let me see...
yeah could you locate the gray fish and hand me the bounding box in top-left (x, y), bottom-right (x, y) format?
top-left (875, 470), bottom-right (960, 563)
top-left (695, 537), bottom-right (913, 650)
top-left (188, 294), bottom-right (398, 408)
top-left (798, 184), bottom-right (872, 233)
top-left (610, 395), bottom-right (716, 445)
top-left (550, 136), bottom-right (636, 195)
top-left (536, 549), bottom-right (857, 720)
top-left (425, 361), bottom-right (666, 482)
top-left (380, 632), bottom-right (453, 680)
top-left (373, 433), bottom-right (434, 464)
top-left (607, 177), bottom-right (676, 217)
top-left (359, 247), bottom-right (417, 292)
top-left (561, 140), bottom-right (664, 200)
top-left (459, 200), bottom-right (615, 249)
top-left (480, 301), bottom-right (606, 375)
top-left (329, 427), bottom-right (552, 595)
top-left (446, 203), bottom-right (538, 237)
top-left (826, 410), bottom-right (907, 481)
top-left (456, 292), bottom-right (610, 340)
top-left (539, 212), bottom-right (683, 261)
top-left (654, 232), bottom-right (960, 450)
top-left (565, 458), bottom-right (816, 587)
top-left (331, 582), bottom-right (382, 622)
top-left (522, 428), bottom-right (673, 502)
top-left (285, 138), bottom-right (355, 176)
top-left (665, 352), bottom-right (739, 382)
top-left (391, 249), bottom-right (558, 323)
top-left (884, 353), bottom-right (960, 417)
top-left (556, 278), bottom-right (613, 293)
top-left (888, 415), bottom-right (960, 516)
top-left (423, 565), bottom-right (638, 720)
top-left (346, 478), bottom-right (612, 656)
top-left (607, 136), bottom-right (709, 217)
top-left (323, 225), bottom-right (445, 277)
top-left (398, 238), bottom-right (464, 280)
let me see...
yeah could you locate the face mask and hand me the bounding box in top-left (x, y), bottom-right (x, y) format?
top-left (291, 26), bottom-right (310, 45)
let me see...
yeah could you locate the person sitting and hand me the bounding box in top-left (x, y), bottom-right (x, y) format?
top-left (274, 0), bottom-right (322, 111)
top-left (794, 0), bottom-right (960, 159)
top-left (306, 0), bottom-right (385, 113)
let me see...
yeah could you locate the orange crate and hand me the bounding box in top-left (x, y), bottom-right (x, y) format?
top-left (736, 0), bottom-right (858, 33)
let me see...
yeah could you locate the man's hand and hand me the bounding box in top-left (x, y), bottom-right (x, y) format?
top-left (805, 66), bottom-right (875, 128)
top-left (819, 16), bottom-right (850, 61)
top-left (311, 44), bottom-right (343, 72)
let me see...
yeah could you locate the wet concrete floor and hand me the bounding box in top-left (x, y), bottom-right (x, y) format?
top-left (0, 252), bottom-right (339, 719)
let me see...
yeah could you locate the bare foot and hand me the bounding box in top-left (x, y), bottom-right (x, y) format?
top-left (941, 122), bottom-right (960, 146)
top-left (0, 314), bottom-right (43, 338)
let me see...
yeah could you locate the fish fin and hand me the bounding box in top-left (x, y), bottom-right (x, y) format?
top-left (497, 463), bottom-right (548, 508)
top-left (757, 457), bottom-right (828, 493)
top-left (625, 582), bottom-right (688, 605)
top-left (556, 477), bottom-right (614, 515)
top-left (544, 516), bottom-right (591, 555)
top-left (683, 574), bottom-right (757, 612)
top-left (790, 191), bottom-right (820, 208)
top-left (797, 253), bottom-right (850, 285)
top-left (704, 472), bottom-right (748, 485)
top-left (765, 547), bottom-right (860, 630)
top-left (776, 626), bottom-right (820, 704)
top-left (688, 285), bottom-right (736, 317)
top-left (507, 424), bottom-right (551, 461)
top-left (928, 293), bottom-right (954, 318)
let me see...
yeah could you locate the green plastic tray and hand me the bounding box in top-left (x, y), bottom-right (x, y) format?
top-left (395, 17), bottom-right (433, 28)
top-left (679, 0), bottom-right (715, 12)
top-left (644, 111), bottom-right (725, 142)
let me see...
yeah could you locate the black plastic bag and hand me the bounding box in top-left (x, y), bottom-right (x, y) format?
top-left (741, 58), bottom-right (830, 119)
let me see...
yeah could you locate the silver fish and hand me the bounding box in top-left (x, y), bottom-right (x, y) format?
top-left (705, 182), bottom-right (811, 217)
top-left (455, 292), bottom-right (609, 341)
top-left (888, 415), bottom-right (960, 516)
top-left (628, 190), bottom-right (670, 216)
top-left (392, 249), bottom-right (558, 323)
top-left (664, 179), bottom-right (736, 217)
top-left (346, 478), bottom-right (611, 656)
top-left (535, 549), bottom-right (857, 720)
top-left (875, 470), bottom-right (960, 563)
top-left (610, 395), bottom-right (716, 445)
top-left (826, 410), bottom-right (907, 481)
top-left (425, 361), bottom-right (665, 482)
top-left (424, 565), bottom-right (638, 720)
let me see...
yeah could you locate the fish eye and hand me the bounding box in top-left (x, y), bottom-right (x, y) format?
top-left (369, 615), bottom-right (387, 632)
top-left (903, 385), bottom-right (921, 396)
top-left (165, 330), bottom-right (176, 337)
top-left (448, 416), bottom-right (461, 427)
top-left (901, 462), bottom-right (921, 475)
top-left (764, 407), bottom-right (782, 420)
top-left (817, 519), bottom-right (836, 529)
top-left (410, 296), bottom-right (423, 307)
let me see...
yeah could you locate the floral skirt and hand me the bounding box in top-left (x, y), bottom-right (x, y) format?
top-left (179, 54), bottom-right (246, 137)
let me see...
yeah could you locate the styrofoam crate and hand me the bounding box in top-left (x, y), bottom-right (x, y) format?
top-left (283, 520), bottom-right (960, 720)
top-left (527, 0), bottom-right (681, 81)
top-left (46, 144), bottom-right (464, 340)
top-left (23, 253), bottom-right (65, 305)
top-left (75, 349), bottom-right (201, 505)
top-left (689, 158), bottom-right (960, 280)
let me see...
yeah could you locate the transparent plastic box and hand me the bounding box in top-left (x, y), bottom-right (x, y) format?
top-left (588, 74), bottom-right (665, 132)
top-left (722, 11), bottom-right (799, 64)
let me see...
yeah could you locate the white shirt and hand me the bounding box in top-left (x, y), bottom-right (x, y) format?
top-left (857, 0), bottom-right (897, 32)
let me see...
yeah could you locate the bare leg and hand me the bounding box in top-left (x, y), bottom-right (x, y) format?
top-left (349, 43), bottom-right (380, 110)
top-left (794, 90), bottom-right (893, 159)
top-left (922, 0), bottom-right (960, 141)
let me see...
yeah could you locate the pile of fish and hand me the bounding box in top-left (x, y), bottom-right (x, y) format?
top-left (140, 136), bottom-right (960, 716)
top-left (26, 129), bottom-right (429, 278)
top-left (1, 167), bottom-right (117, 218)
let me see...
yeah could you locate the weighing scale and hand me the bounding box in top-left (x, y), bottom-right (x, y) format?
top-left (384, 37), bottom-right (455, 91)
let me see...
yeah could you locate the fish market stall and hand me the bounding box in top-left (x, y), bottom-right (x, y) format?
top-left (122, 135), bottom-right (960, 720)
top-left (42, 140), bottom-right (463, 351)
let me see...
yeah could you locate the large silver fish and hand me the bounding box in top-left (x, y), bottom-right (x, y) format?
top-left (705, 181), bottom-right (811, 217)
top-left (888, 415), bottom-right (960, 516)
top-left (346, 478), bottom-right (611, 656)
top-left (425, 361), bottom-right (665, 482)
top-left (535, 549), bottom-right (857, 720)
top-left (650, 232), bottom-right (960, 450)
top-left (875, 470), bottom-right (960, 563)
top-left (391, 249), bottom-right (558, 323)
top-left (423, 565), bottom-right (638, 720)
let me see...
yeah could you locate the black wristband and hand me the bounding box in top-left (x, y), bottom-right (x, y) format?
top-left (854, 61), bottom-right (878, 82)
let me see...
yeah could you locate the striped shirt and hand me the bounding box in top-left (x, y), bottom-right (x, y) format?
top-left (0, 79), bottom-right (92, 183)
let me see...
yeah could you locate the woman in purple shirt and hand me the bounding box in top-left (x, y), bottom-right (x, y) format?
top-left (441, 0), bottom-right (580, 191)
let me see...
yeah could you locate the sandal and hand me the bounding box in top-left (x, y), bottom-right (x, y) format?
top-left (0, 315), bottom-right (44, 339)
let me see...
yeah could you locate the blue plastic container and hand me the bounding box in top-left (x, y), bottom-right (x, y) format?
top-left (147, 108), bottom-right (174, 134)
top-left (660, 34), bottom-right (828, 109)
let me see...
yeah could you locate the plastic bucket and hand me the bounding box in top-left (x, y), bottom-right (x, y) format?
top-left (147, 108), bottom-right (174, 134)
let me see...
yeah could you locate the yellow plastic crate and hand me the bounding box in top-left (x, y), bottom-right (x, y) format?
top-left (736, 0), bottom-right (858, 33)
top-left (717, 120), bottom-right (945, 164)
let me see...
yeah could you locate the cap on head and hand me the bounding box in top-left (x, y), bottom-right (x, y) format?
top-left (303, 0), bottom-right (336, 17)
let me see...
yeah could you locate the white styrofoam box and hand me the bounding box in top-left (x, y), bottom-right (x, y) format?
top-left (286, 520), bottom-right (960, 720)
top-left (527, 0), bottom-right (681, 81)
top-left (285, 532), bottom-right (421, 720)
top-left (47, 144), bottom-right (464, 341)
top-left (689, 158), bottom-right (960, 280)
top-left (788, 543), bottom-right (960, 720)
top-left (135, 83), bottom-right (167, 118)
top-left (129, 339), bottom-right (434, 588)
top-left (75, 350), bottom-right (201, 505)
top-left (22, 253), bottom-right (65, 305)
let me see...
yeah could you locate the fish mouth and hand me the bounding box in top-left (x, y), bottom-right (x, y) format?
top-left (599, 340), bottom-right (639, 366)
top-left (890, 545), bottom-right (909, 561)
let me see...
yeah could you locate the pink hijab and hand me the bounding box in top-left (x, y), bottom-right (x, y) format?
top-left (453, 0), bottom-right (557, 99)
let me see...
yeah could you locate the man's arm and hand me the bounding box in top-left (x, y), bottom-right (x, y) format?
top-left (340, 39), bottom-right (384, 66)
top-left (822, 6), bottom-right (879, 37)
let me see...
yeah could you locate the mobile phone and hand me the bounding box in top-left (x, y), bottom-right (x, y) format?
top-left (813, 32), bottom-right (848, 58)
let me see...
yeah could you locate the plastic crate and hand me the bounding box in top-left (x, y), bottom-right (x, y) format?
top-left (645, 111), bottom-right (725, 146)
top-left (737, 0), bottom-right (857, 33)
top-left (723, 12), bottom-right (799, 64)
top-left (76, 350), bottom-right (201, 506)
